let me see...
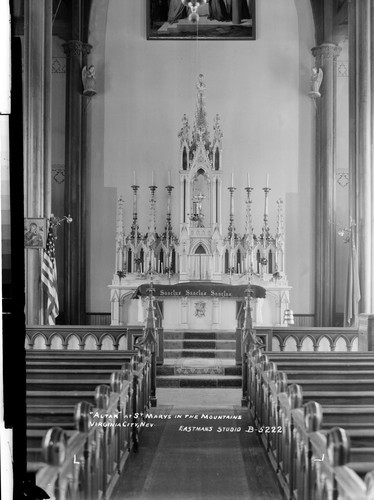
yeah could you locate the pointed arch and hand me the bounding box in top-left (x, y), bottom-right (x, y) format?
top-left (50, 334), bottom-right (64, 350)
top-left (195, 244), bottom-right (206, 254)
top-left (183, 146), bottom-right (188, 170)
top-left (214, 148), bottom-right (220, 170)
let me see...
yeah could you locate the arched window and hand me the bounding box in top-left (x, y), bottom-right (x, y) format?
top-left (256, 250), bottom-right (261, 274)
top-left (171, 249), bottom-right (176, 272)
top-left (236, 249), bottom-right (241, 273)
top-left (140, 248), bottom-right (144, 271)
top-left (183, 147), bottom-right (187, 170)
top-left (225, 249), bottom-right (229, 272)
top-left (268, 249), bottom-right (273, 273)
top-left (215, 148), bottom-right (220, 170)
top-left (159, 248), bottom-right (164, 273)
top-left (127, 248), bottom-right (132, 273)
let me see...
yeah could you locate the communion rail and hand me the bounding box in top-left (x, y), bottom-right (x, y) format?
top-left (25, 325), bottom-right (164, 363)
top-left (246, 349), bottom-right (374, 500)
top-left (235, 327), bottom-right (359, 365)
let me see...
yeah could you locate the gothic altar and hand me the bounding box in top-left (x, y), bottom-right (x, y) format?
top-left (109, 75), bottom-right (291, 330)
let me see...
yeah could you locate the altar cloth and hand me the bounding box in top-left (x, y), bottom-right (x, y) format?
top-left (132, 281), bottom-right (266, 299)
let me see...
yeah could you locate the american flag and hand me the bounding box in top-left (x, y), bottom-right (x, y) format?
top-left (41, 219), bottom-right (59, 324)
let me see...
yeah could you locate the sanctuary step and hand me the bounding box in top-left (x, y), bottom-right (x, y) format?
top-left (163, 330), bottom-right (236, 359)
top-left (157, 331), bottom-right (240, 388)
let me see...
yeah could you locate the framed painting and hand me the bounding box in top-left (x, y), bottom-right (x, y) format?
top-left (147, 0), bottom-right (256, 40)
top-left (24, 218), bottom-right (46, 249)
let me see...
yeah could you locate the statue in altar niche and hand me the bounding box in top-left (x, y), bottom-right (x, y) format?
top-left (190, 192), bottom-right (206, 227)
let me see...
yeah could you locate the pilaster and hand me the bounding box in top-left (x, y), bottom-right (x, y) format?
top-left (63, 39), bottom-right (91, 324)
top-left (24, 0), bottom-right (52, 325)
top-left (349, 0), bottom-right (374, 313)
top-left (312, 43), bottom-right (341, 326)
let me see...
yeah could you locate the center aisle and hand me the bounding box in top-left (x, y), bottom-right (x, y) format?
top-left (112, 389), bottom-right (283, 500)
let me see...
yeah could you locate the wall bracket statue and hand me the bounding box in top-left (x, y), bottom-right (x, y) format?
top-left (82, 65), bottom-right (97, 97)
top-left (309, 67), bottom-right (323, 99)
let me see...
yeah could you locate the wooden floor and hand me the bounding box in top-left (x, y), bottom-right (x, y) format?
top-left (112, 389), bottom-right (283, 500)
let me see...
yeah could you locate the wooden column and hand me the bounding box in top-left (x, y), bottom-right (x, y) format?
top-left (349, 0), bottom-right (373, 313)
top-left (348, 0), bottom-right (357, 237)
top-left (312, 43), bottom-right (341, 326)
top-left (63, 39), bottom-right (91, 324)
top-left (357, 0), bottom-right (372, 312)
top-left (24, 0), bottom-right (52, 325)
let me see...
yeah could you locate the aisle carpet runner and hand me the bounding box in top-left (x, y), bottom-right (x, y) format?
top-left (113, 406), bottom-right (282, 500)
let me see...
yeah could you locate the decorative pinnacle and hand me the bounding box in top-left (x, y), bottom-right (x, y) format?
top-left (193, 74), bottom-right (208, 141)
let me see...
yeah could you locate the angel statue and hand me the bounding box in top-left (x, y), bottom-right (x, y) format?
top-left (82, 65), bottom-right (97, 96)
top-left (309, 67), bottom-right (323, 98)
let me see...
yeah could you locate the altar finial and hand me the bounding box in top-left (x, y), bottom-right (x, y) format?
top-left (196, 74), bottom-right (206, 93)
top-left (193, 74), bottom-right (209, 144)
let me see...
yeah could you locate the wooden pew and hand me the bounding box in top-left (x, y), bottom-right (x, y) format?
top-left (26, 350), bottom-right (151, 469)
top-left (26, 349), bottom-right (152, 420)
top-left (279, 369), bottom-right (374, 380)
top-left (31, 379), bottom-right (135, 500)
top-left (245, 349), bottom-right (374, 500)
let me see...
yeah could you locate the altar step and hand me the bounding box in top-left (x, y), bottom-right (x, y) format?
top-left (163, 331), bottom-right (236, 359)
top-left (157, 331), bottom-right (241, 387)
top-left (156, 373), bottom-right (242, 388)
top-left (157, 360), bottom-right (241, 388)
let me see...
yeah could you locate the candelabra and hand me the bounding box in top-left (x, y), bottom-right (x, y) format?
top-left (165, 184), bottom-right (174, 275)
top-left (244, 186), bottom-right (254, 274)
top-left (50, 213), bottom-right (73, 239)
top-left (261, 186), bottom-right (271, 246)
top-left (130, 184), bottom-right (140, 244)
top-left (227, 186), bottom-right (236, 239)
top-left (147, 184), bottom-right (158, 273)
top-left (115, 196), bottom-right (126, 275)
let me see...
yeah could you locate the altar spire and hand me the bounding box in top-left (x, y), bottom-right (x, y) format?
top-left (192, 74), bottom-right (209, 145)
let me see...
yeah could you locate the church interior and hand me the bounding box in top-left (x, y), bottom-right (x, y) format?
top-left (2, 0), bottom-right (374, 498)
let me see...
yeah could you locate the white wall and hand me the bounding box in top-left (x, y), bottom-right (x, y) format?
top-left (86, 0), bottom-right (315, 315)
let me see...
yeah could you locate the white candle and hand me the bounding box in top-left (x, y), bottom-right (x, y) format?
top-left (168, 171), bottom-right (171, 185)
top-left (247, 173), bottom-right (250, 188)
top-left (133, 171), bottom-right (136, 185)
top-left (266, 173), bottom-right (269, 188)
top-left (231, 173), bottom-right (234, 187)
top-left (152, 171), bottom-right (154, 185)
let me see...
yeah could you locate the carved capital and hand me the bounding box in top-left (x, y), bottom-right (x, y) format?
top-left (311, 44), bottom-right (341, 66)
top-left (63, 40), bottom-right (92, 57)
